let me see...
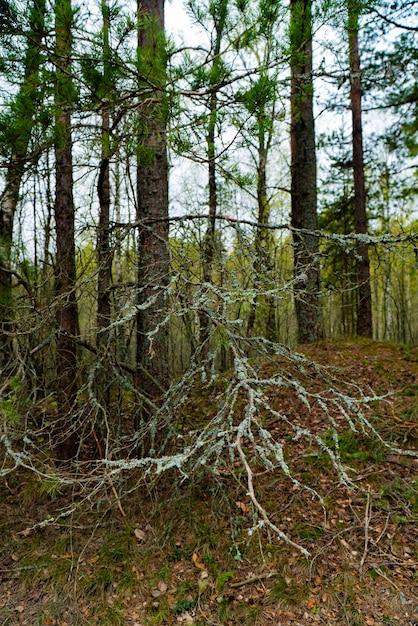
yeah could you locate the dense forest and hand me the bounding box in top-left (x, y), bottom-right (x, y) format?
top-left (0, 0), bottom-right (416, 455)
top-left (0, 1), bottom-right (417, 624)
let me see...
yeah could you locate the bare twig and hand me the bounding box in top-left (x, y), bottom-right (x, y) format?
top-left (358, 487), bottom-right (371, 579)
top-left (236, 432), bottom-right (310, 557)
top-left (229, 571), bottom-right (280, 588)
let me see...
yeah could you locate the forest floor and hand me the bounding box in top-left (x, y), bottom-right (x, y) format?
top-left (0, 339), bottom-right (417, 626)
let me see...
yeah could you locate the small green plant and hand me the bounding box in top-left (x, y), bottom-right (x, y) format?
top-left (378, 478), bottom-right (417, 519)
top-left (157, 564), bottom-right (169, 579)
top-left (0, 606), bottom-right (16, 625)
top-left (38, 478), bottom-right (65, 499)
top-left (324, 429), bottom-right (386, 463)
top-left (217, 596), bottom-right (233, 622)
top-left (243, 604), bottom-right (264, 625)
top-left (102, 600), bottom-right (125, 625)
top-left (230, 542), bottom-right (243, 561)
top-left (173, 597), bottom-right (197, 614)
top-left (293, 523), bottom-right (323, 540)
top-left (169, 545), bottom-right (191, 561)
top-left (146, 599), bottom-right (170, 625)
top-left (268, 575), bottom-right (307, 606)
top-left (100, 529), bottom-right (134, 563)
top-left (301, 451), bottom-right (331, 470)
top-left (203, 552), bottom-right (215, 564)
top-left (82, 568), bottom-right (113, 595)
top-left (404, 383), bottom-right (418, 396)
top-left (215, 570), bottom-right (234, 591)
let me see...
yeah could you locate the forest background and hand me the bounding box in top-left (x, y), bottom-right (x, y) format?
top-left (0, 0), bottom-right (416, 449)
top-left (0, 0), bottom-right (418, 624)
top-left (0, 0), bottom-right (417, 624)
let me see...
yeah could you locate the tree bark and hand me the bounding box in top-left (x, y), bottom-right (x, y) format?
top-left (348, 0), bottom-right (373, 338)
top-left (95, 0), bottom-right (113, 424)
top-left (97, 0), bottom-right (112, 337)
top-left (54, 0), bottom-right (79, 459)
top-left (290, 0), bottom-right (324, 343)
top-left (136, 0), bottom-right (170, 404)
top-left (0, 0), bottom-right (45, 375)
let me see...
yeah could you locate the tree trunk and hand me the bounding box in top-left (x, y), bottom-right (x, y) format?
top-left (96, 0), bottom-right (112, 424)
top-left (198, 0), bottom-right (228, 360)
top-left (97, 112), bottom-right (111, 335)
top-left (136, 0), bottom-right (170, 404)
top-left (348, 0), bottom-right (373, 338)
top-left (246, 101), bottom-right (276, 342)
top-left (0, 0), bottom-right (45, 376)
top-left (54, 0), bottom-right (79, 459)
top-left (97, 0), bottom-right (112, 336)
top-left (290, 0), bottom-right (324, 344)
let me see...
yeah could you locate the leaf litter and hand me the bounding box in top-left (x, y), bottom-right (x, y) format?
top-left (0, 340), bottom-right (417, 625)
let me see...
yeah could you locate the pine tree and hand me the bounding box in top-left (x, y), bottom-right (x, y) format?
top-left (54, 0), bottom-right (79, 459)
top-left (348, 0), bottom-right (373, 337)
top-left (95, 0), bottom-right (113, 422)
top-left (196, 0), bottom-right (229, 361)
top-left (0, 0), bottom-right (45, 376)
top-left (289, 0), bottom-right (324, 343)
top-left (136, 0), bottom-right (170, 406)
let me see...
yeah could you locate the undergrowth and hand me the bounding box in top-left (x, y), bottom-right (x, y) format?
top-left (0, 340), bottom-right (417, 625)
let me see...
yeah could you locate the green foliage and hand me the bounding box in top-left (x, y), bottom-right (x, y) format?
top-left (217, 595), bottom-right (234, 622)
top-left (0, 0), bottom-right (19, 33)
top-left (268, 575), bottom-right (307, 606)
top-left (147, 601), bottom-right (170, 625)
top-left (293, 523), bottom-right (323, 540)
top-left (0, 376), bottom-right (22, 425)
top-left (81, 528), bottom-right (137, 597)
top-left (229, 542), bottom-right (243, 561)
top-left (377, 478), bottom-right (418, 519)
top-left (173, 596), bottom-right (197, 613)
top-left (82, 567), bottom-right (113, 595)
top-left (102, 601), bottom-right (125, 626)
top-left (215, 570), bottom-right (234, 591)
top-left (404, 383), bottom-right (418, 396)
top-left (324, 429), bottom-right (386, 463)
top-left (38, 478), bottom-right (65, 499)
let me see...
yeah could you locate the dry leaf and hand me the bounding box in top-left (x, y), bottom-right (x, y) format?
top-left (157, 580), bottom-right (168, 593)
top-left (132, 565), bottom-right (144, 580)
top-left (134, 528), bottom-right (146, 542)
top-left (235, 501), bottom-right (249, 514)
top-left (192, 552), bottom-right (205, 570)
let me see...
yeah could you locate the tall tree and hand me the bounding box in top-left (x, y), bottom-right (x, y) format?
top-left (347, 0), bottom-right (373, 337)
top-left (96, 0), bottom-right (112, 343)
top-left (241, 0), bottom-right (281, 342)
top-left (245, 73), bottom-right (277, 342)
top-left (197, 0), bottom-right (228, 360)
top-left (54, 0), bottom-right (79, 459)
top-left (289, 0), bottom-right (324, 343)
top-left (136, 0), bottom-right (170, 404)
top-left (95, 0), bottom-right (113, 422)
top-left (0, 0), bottom-right (45, 376)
